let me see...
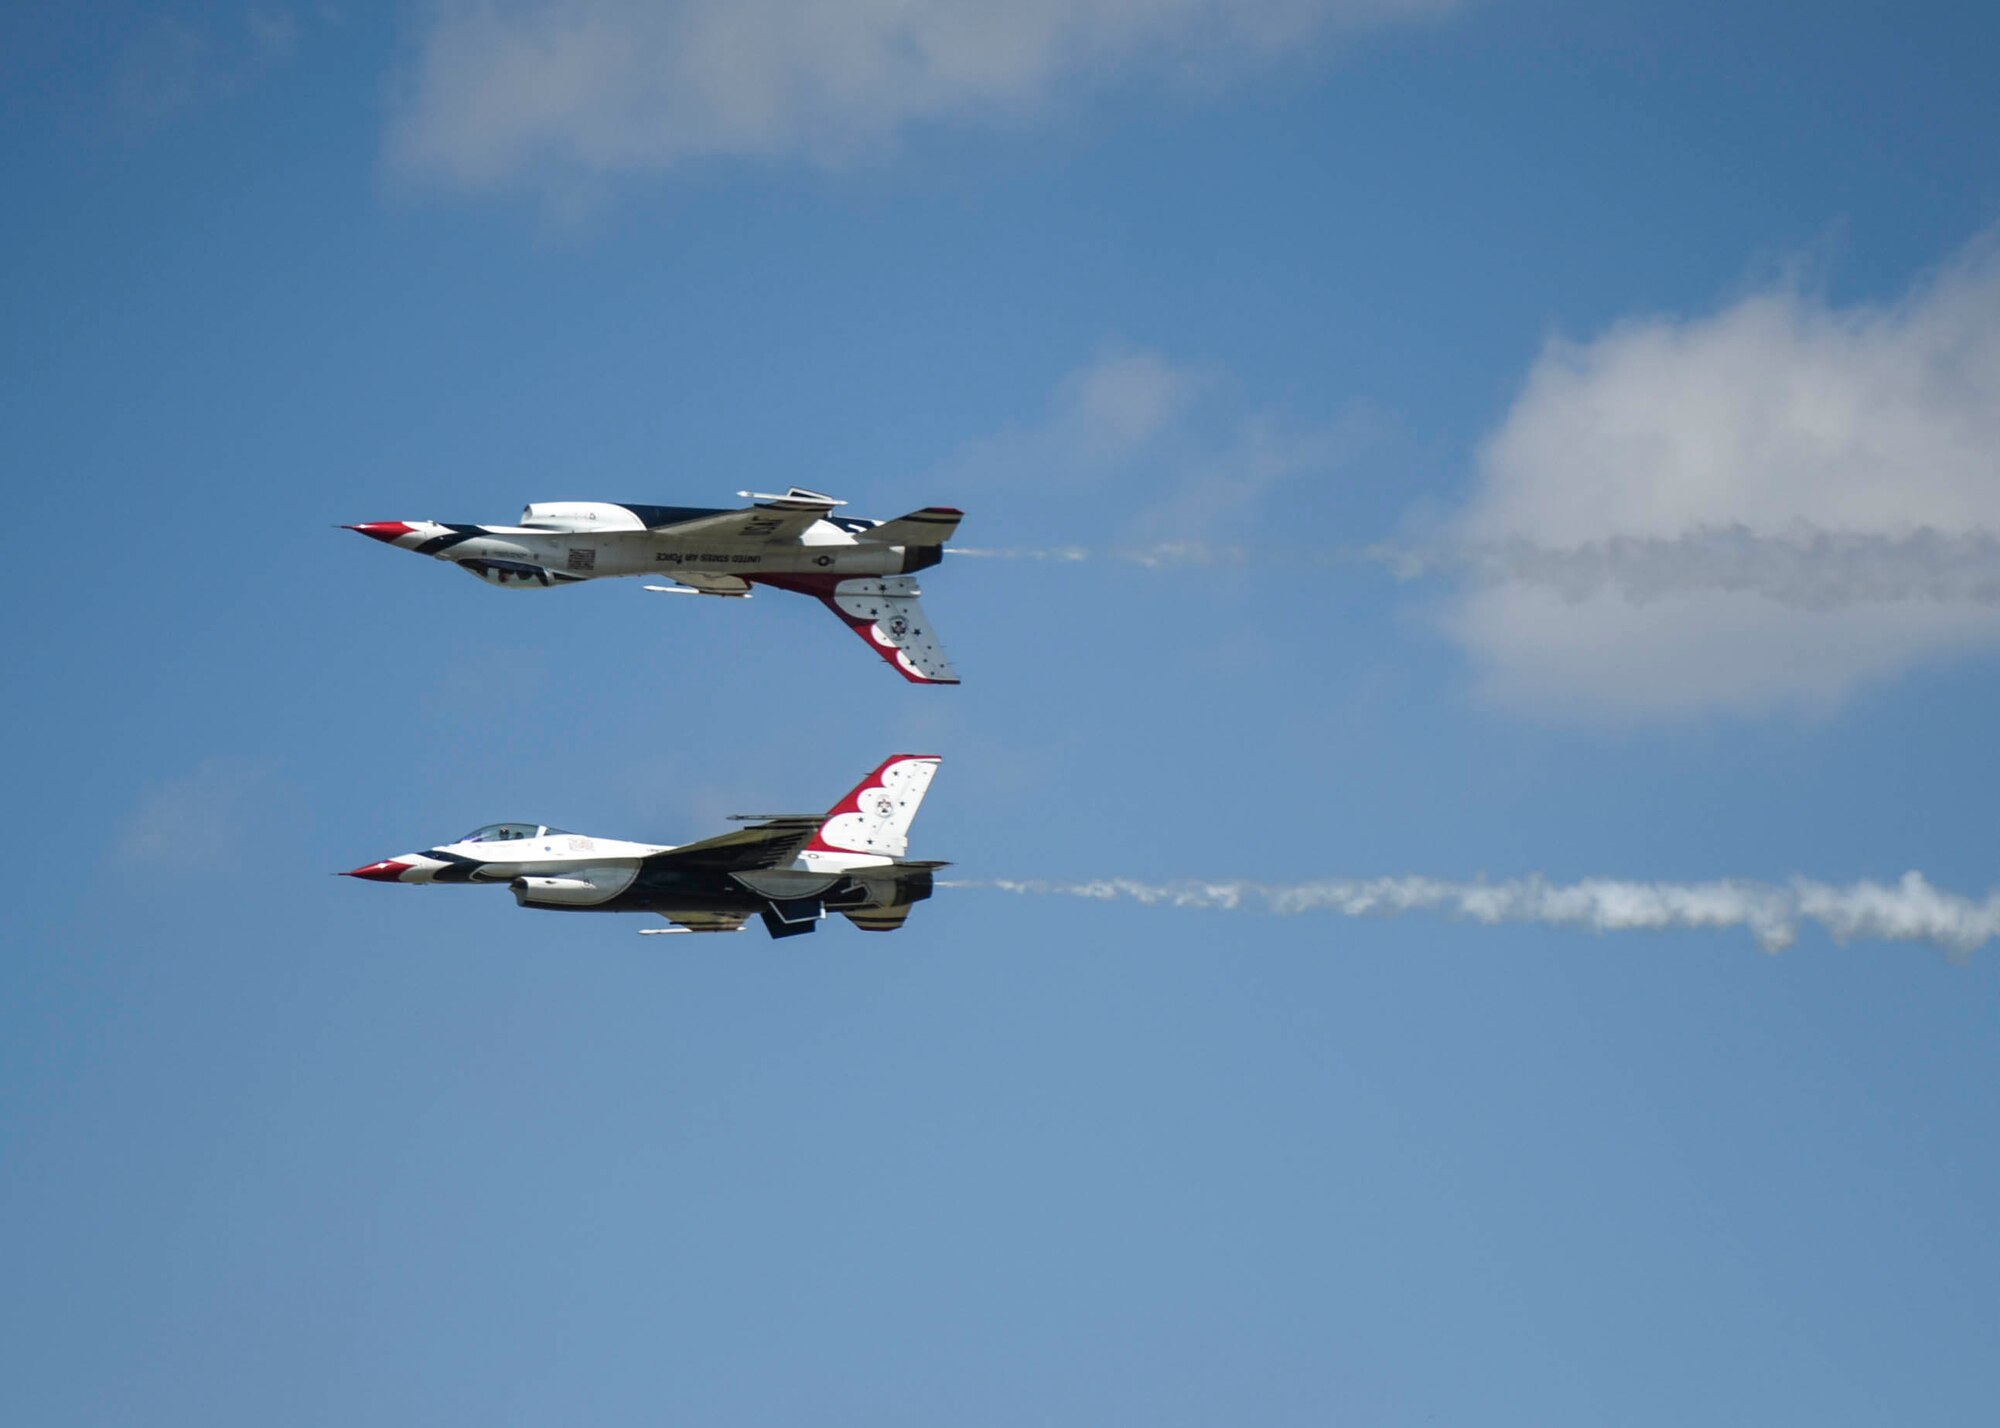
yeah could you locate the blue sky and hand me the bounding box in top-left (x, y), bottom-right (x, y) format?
top-left (6, 2), bottom-right (2000, 1422)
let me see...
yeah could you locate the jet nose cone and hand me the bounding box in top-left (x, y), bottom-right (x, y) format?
top-left (345, 522), bottom-right (415, 544)
top-left (343, 859), bottom-right (412, 882)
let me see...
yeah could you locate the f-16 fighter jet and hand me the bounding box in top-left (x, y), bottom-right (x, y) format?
top-left (344, 488), bottom-right (961, 684)
top-left (342, 755), bottom-right (946, 939)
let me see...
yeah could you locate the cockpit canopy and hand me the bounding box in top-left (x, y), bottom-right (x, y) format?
top-left (455, 822), bottom-right (546, 844)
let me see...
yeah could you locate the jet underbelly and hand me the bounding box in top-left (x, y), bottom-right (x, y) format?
top-left (503, 862), bottom-right (641, 906)
top-left (638, 530), bottom-right (897, 581)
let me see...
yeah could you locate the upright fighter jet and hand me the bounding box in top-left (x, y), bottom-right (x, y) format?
top-left (344, 488), bottom-right (960, 684)
top-left (343, 755), bottom-right (946, 939)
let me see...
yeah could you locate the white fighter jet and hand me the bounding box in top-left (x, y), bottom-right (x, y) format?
top-left (342, 755), bottom-right (946, 939)
top-left (345, 488), bottom-right (961, 684)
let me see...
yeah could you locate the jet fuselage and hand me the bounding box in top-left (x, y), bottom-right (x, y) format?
top-left (348, 503), bottom-right (943, 587)
top-left (346, 825), bottom-right (937, 935)
top-left (344, 755), bottom-right (946, 937)
top-left (345, 494), bottom-right (961, 682)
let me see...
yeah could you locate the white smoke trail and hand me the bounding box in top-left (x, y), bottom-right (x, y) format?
top-left (1394, 527), bottom-right (2000, 610)
top-left (941, 871), bottom-right (2000, 959)
top-left (948, 544), bottom-right (1095, 563)
top-left (950, 541), bottom-right (1247, 567)
top-left (951, 526), bottom-right (2000, 609)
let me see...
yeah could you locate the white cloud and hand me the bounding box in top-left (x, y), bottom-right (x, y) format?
top-left (109, 8), bottom-right (304, 128)
top-left (1060, 350), bottom-right (1200, 458)
top-left (387, 0), bottom-right (1458, 190)
top-left (930, 347), bottom-right (1209, 510)
top-left (943, 345), bottom-right (1377, 545)
top-left (1448, 233), bottom-right (2000, 719)
top-left (114, 757), bottom-right (285, 875)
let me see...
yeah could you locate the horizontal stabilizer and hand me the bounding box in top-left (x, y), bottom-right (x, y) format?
top-left (862, 507), bottom-right (963, 546)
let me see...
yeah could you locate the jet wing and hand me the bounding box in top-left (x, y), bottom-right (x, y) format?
top-left (647, 815), bottom-right (826, 872)
top-left (645, 489), bottom-right (844, 544)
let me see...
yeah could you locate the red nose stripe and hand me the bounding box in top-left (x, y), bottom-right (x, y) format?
top-left (345, 522), bottom-right (416, 544)
top-left (343, 861), bottom-right (410, 881)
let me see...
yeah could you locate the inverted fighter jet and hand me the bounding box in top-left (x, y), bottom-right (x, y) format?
top-left (342, 755), bottom-right (946, 939)
top-left (344, 488), bottom-right (961, 684)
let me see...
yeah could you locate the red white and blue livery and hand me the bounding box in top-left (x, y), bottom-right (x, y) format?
top-left (343, 755), bottom-right (947, 938)
top-left (345, 488), bottom-right (961, 684)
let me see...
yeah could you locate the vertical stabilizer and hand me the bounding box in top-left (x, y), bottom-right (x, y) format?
top-left (802, 755), bottom-right (941, 870)
top-left (749, 574), bottom-right (960, 684)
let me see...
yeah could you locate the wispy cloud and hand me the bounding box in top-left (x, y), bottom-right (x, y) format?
top-left (951, 870), bottom-right (2000, 959)
top-left (108, 7), bottom-right (306, 129)
top-left (114, 756), bottom-right (285, 875)
top-left (1446, 230), bottom-right (2000, 719)
top-left (944, 345), bottom-right (1384, 549)
top-left (387, 0), bottom-right (1460, 192)
top-left (952, 237), bottom-right (2000, 719)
